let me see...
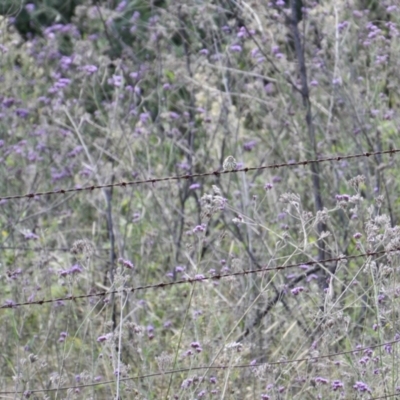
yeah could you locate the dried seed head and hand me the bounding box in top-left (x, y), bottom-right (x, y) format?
top-left (348, 175), bottom-right (365, 190)
top-left (70, 239), bottom-right (95, 260)
top-left (155, 352), bottom-right (172, 373)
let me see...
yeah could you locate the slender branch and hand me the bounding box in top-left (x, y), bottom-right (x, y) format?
top-left (288, 0), bottom-right (328, 273)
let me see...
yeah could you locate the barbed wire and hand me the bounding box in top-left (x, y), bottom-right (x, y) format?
top-left (2, 338), bottom-right (398, 396)
top-left (1, 247), bottom-right (395, 310)
top-left (0, 148), bottom-right (398, 202)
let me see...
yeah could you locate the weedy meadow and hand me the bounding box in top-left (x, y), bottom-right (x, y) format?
top-left (0, 0), bottom-right (400, 399)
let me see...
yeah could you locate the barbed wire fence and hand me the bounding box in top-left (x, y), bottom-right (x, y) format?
top-left (0, 247), bottom-right (396, 310)
top-left (0, 148), bottom-right (398, 201)
top-left (1, 147), bottom-right (399, 397)
top-left (1, 338), bottom-right (398, 397)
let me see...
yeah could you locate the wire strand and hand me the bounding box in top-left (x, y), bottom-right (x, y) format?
top-left (0, 148), bottom-right (398, 201)
top-left (3, 338), bottom-right (398, 395)
top-left (1, 247), bottom-right (395, 310)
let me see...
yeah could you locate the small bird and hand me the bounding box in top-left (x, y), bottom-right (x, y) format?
top-left (223, 155), bottom-right (237, 172)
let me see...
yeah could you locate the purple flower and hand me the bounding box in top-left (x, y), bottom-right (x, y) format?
top-left (37, 96), bottom-right (50, 104)
top-left (272, 45), bottom-right (280, 55)
top-left (70, 264), bottom-right (83, 274)
top-left (199, 48), bottom-right (209, 55)
top-left (243, 140), bottom-right (257, 151)
top-left (116, 0), bottom-right (127, 12)
top-left (306, 274), bottom-right (318, 282)
top-left (59, 264), bottom-right (83, 276)
top-left (332, 380), bottom-right (344, 391)
top-left (189, 183), bottom-right (201, 190)
top-left (314, 377), bottom-right (329, 385)
top-left (265, 383), bottom-right (274, 391)
top-left (193, 224), bottom-right (207, 233)
top-left (4, 299), bottom-right (16, 308)
top-left (193, 309), bottom-right (203, 317)
top-left (353, 232), bottom-right (362, 239)
top-left (384, 343), bottom-right (392, 354)
top-left (131, 11), bottom-right (140, 21)
top-left (8, 268), bottom-right (22, 280)
top-left (25, 3), bottom-right (35, 12)
top-left (118, 257), bottom-right (134, 269)
top-left (82, 65), bottom-right (98, 74)
top-left (181, 378), bottom-right (193, 388)
top-left (15, 108), bottom-right (29, 118)
top-left (163, 320), bottom-right (172, 328)
top-left (272, 176), bottom-right (282, 183)
top-left (169, 111), bottom-right (180, 119)
top-left (337, 21), bottom-right (349, 33)
top-left (358, 356), bottom-right (369, 365)
top-left (332, 77), bottom-right (342, 86)
top-left (237, 26), bottom-right (246, 38)
top-left (291, 286), bottom-right (304, 296)
top-left (353, 381), bottom-right (371, 393)
top-left (264, 183), bottom-right (273, 190)
top-left (384, 110), bottom-right (394, 120)
top-left (2, 97), bottom-right (15, 108)
top-left (20, 229), bottom-right (38, 240)
top-left (67, 146), bottom-right (83, 158)
top-left (249, 49), bottom-right (260, 61)
top-left (129, 71), bottom-right (140, 80)
top-left (109, 75), bottom-right (123, 87)
top-left (60, 56), bottom-right (73, 70)
top-left (140, 112), bottom-right (151, 123)
top-left (230, 44), bottom-right (242, 53)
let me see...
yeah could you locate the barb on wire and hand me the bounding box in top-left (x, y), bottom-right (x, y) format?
top-left (1, 338), bottom-right (399, 395)
top-left (1, 247), bottom-right (395, 310)
top-left (0, 149), bottom-right (398, 201)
